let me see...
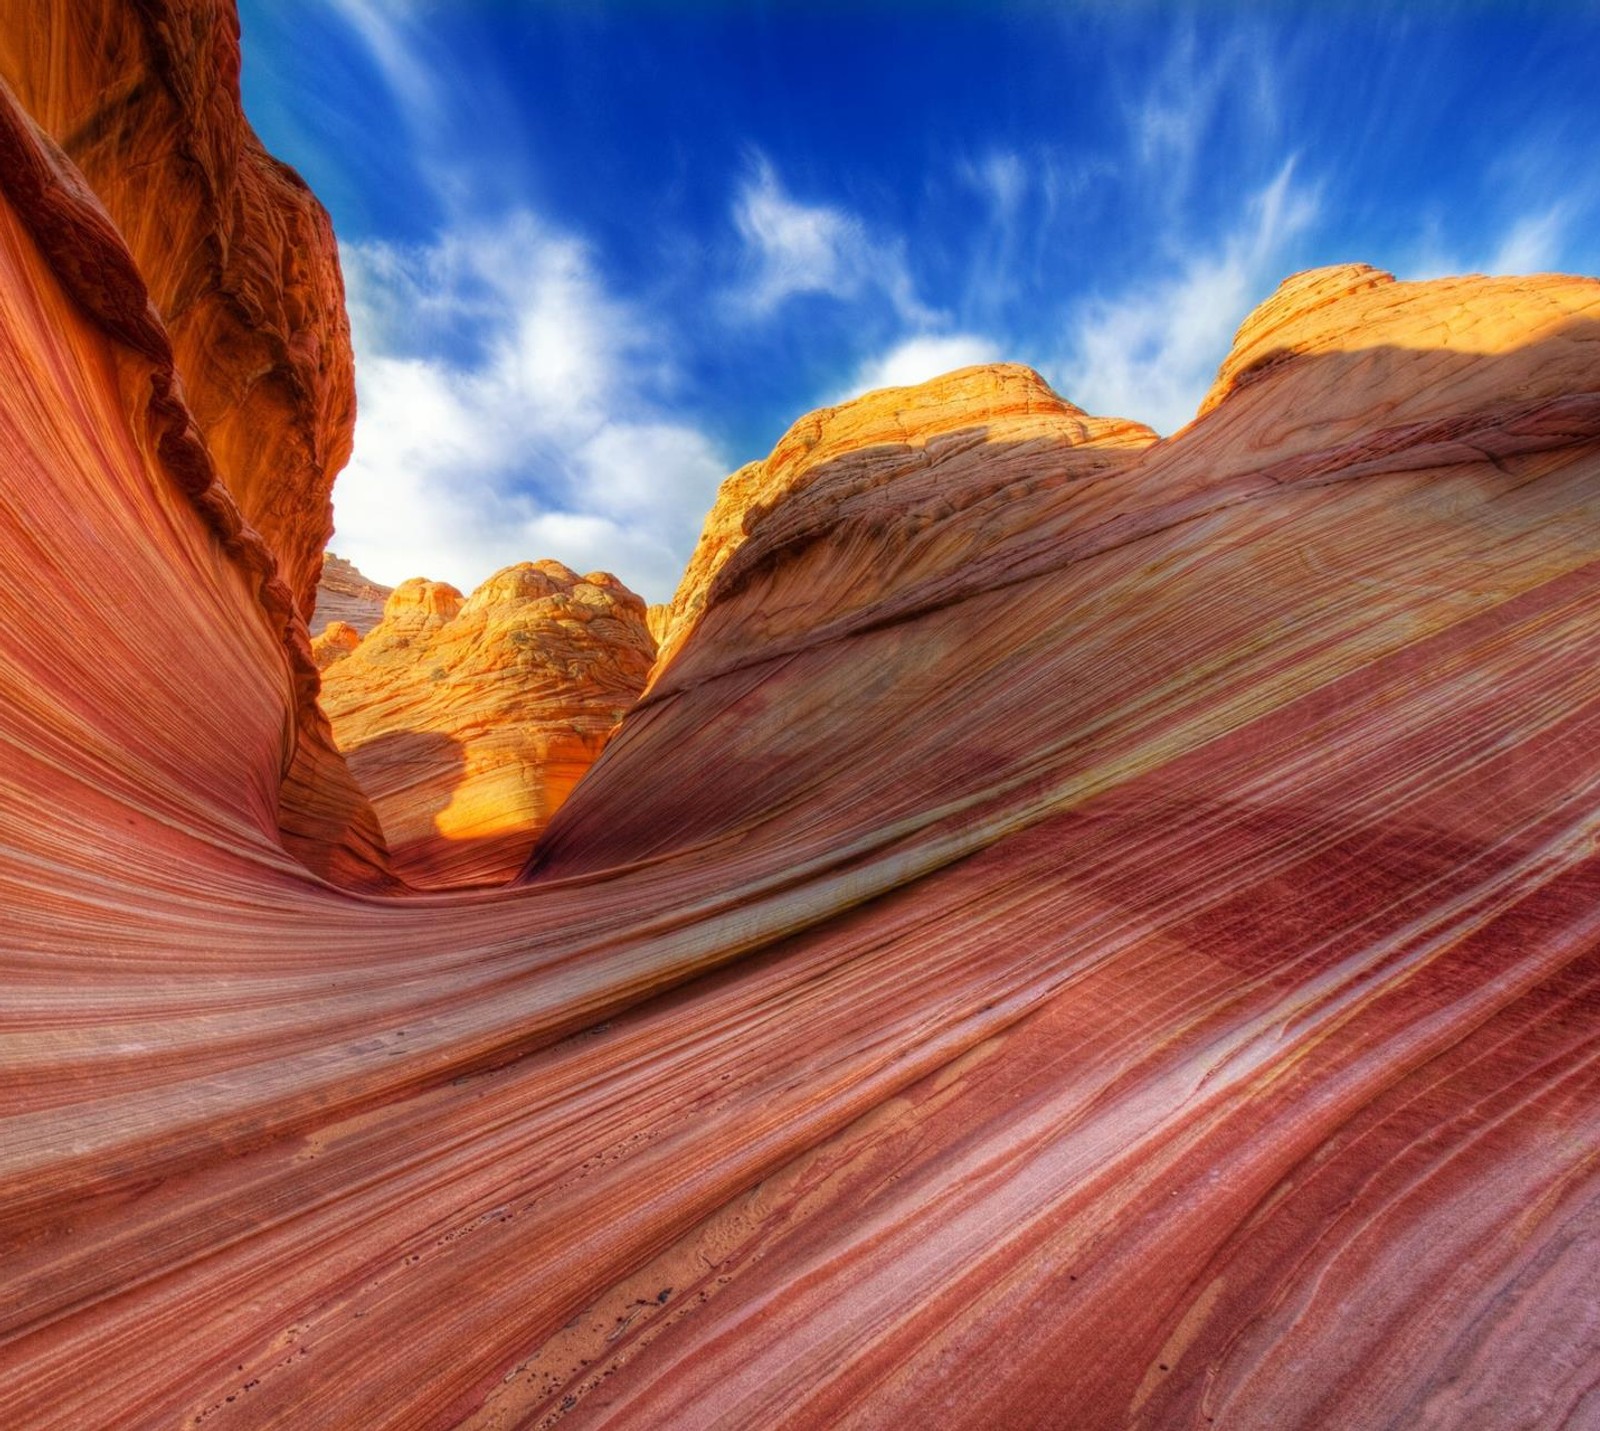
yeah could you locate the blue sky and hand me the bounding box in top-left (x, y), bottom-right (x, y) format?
top-left (236, 1), bottom-right (1600, 602)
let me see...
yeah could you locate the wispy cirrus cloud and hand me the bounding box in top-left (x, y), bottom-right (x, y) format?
top-left (1410, 196), bottom-right (1583, 282)
top-left (1489, 204), bottom-right (1571, 275)
top-left (729, 155), bottom-right (935, 325)
top-left (1050, 159), bottom-right (1319, 435)
top-left (1126, 19), bottom-right (1280, 218)
top-left (324, 0), bottom-right (438, 120)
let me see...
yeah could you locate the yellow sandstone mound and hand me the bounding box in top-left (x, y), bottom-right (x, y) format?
top-left (319, 562), bottom-right (655, 888)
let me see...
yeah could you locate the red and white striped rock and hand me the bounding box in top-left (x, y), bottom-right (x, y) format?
top-left (2, 23), bottom-right (1599, 1431)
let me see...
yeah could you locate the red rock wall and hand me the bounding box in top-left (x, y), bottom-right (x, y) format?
top-left (0, 4), bottom-right (387, 884)
top-left (3, 30), bottom-right (1600, 1429)
top-left (0, 0), bottom-right (356, 619)
top-left (0, 78), bottom-right (385, 889)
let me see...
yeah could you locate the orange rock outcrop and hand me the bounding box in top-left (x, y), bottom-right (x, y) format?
top-left (650, 360), bottom-right (1156, 680)
top-left (318, 562), bottom-right (655, 888)
top-left (0, 0), bottom-right (356, 618)
top-left (0, 2), bottom-right (390, 885)
top-left (310, 620), bottom-right (361, 669)
top-left (0, 65), bottom-right (386, 889)
top-left (3, 15), bottom-right (1600, 1427)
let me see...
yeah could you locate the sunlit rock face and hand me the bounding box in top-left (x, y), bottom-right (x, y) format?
top-left (318, 563), bottom-right (656, 889)
top-left (312, 553), bottom-right (393, 635)
top-left (0, 0), bottom-right (356, 619)
top-left (650, 361), bottom-right (1157, 675)
top-left (0, 2), bottom-right (388, 885)
top-left (4, 18), bottom-right (1600, 1428)
top-left (310, 620), bottom-right (361, 669)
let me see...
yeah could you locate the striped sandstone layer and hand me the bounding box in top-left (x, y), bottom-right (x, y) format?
top-left (3, 35), bottom-right (1600, 1431)
top-left (313, 553), bottom-right (393, 636)
top-left (0, 0), bottom-right (356, 619)
top-left (0, 1), bottom-right (384, 885)
top-left (317, 564), bottom-right (655, 889)
top-left (0, 71), bottom-right (387, 889)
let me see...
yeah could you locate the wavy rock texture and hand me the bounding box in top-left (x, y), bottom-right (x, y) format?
top-left (0, 73), bottom-right (386, 890)
top-left (650, 362), bottom-right (1155, 673)
top-left (0, 0), bottom-right (356, 618)
top-left (314, 553), bottom-right (393, 635)
top-left (0, 5), bottom-right (385, 886)
top-left (4, 39), bottom-right (1600, 1431)
top-left (318, 563), bottom-right (655, 889)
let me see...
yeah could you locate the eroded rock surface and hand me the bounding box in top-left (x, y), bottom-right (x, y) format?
top-left (651, 361), bottom-right (1156, 674)
top-left (312, 553), bottom-right (392, 636)
top-left (0, 0), bottom-right (385, 884)
top-left (0, 0), bottom-right (356, 617)
top-left (2, 22), bottom-right (1600, 1428)
top-left (318, 563), bottom-right (655, 888)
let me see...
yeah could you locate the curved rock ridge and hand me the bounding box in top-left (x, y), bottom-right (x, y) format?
top-left (319, 561), bottom-right (655, 889)
top-left (650, 361), bottom-right (1158, 680)
top-left (0, 0), bottom-right (356, 618)
top-left (0, 73), bottom-right (387, 889)
top-left (313, 553), bottom-right (393, 635)
top-left (4, 49), bottom-right (1600, 1429)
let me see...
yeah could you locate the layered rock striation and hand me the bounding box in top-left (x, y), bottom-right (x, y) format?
top-left (3, 16), bottom-right (1600, 1428)
top-left (0, 0), bottom-right (356, 618)
top-left (312, 553), bottom-right (393, 636)
top-left (0, 1), bottom-right (384, 886)
top-left (318, 563), bottom-right (655, 888)
top-left (0, 65), bottom-right (387, 889)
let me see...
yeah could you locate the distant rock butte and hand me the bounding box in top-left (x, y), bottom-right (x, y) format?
top-left (310, 620), bottom-right (361, 669)
top-left (5, 15), bottom-right (1600, 1427)
top-left (318, 562), bottom-right (655, 888)
top-left (312, 553), bottom-right (393, 635)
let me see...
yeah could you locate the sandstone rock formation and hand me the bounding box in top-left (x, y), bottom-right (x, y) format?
top-left (0, 0), bottom-right (356, 618)
top-left (310, 620), bottom-right (362, 669)
top-left (649, 360), bottom-right (1156, 680)
top-left (0, 67), bottom-right (386, 889)
top-left (313, 553), bottom-right (393, 635)
top-left (318, 562), bottom-right (655, 888)
top-left (0, 1), bottom-right (384, 885)
top-left (3, 14), bottom-right (1600, 1428)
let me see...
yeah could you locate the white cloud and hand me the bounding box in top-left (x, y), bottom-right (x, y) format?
top-left (1051, 159), bottom-right (1318, 435)
top-left (1490, 204), bottom-right (1568, 274)
top-left (730, 156), bottom-right (935, 324)
top-left (325, 0), bottom-right (438, 119)
top-left (959, 151), bottom-right (1027, 221)
top-left (834, 333), bottom-right (1007, 404)
top-left (734, 157), bottom-right (862, 309)
top-left (313, 6), bottom-right (727, 605)
top-left (332, 213), bottom-right (728, 605)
